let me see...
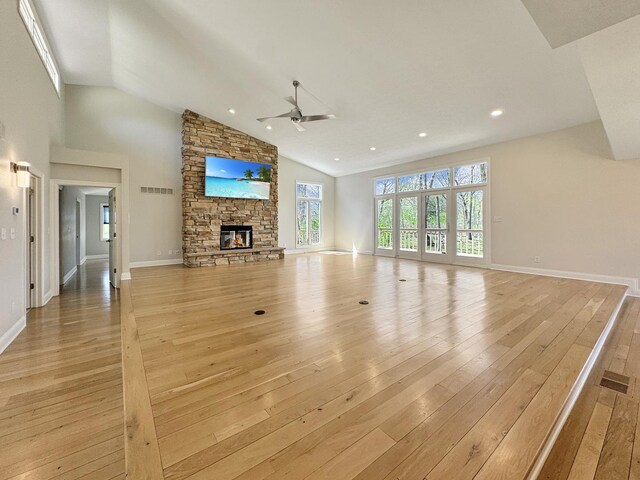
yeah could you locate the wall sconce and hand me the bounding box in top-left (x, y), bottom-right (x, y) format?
top-left (10, 161), bottom-right (30, 188)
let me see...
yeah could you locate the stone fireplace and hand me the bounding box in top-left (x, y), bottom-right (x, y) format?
top-left (181, 110), bottom-right (285, 266)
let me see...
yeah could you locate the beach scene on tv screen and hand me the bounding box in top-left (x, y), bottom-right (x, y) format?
top-left (205, 156), bottom-right (271, 199)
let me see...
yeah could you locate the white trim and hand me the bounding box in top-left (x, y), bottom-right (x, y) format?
top-left (129, 259), bottom-right (183, 269)
top-left (491, 263), bottom-right (639, 296)
top-left (0, 315), bottom-right (26, 355)
top-left (284, 246), bottom-right (336, 255)
top-left (80, 256), bottom-right (87, 265)
top-left (42, 289), bottom-right (53, 306)
top-left (62, 265), bottom-right (77, 285)
top-left (50, 179), bottom-right (123, 295)
top-left (120, 273), bottom-right (131, 281)
top-left (86, 254), bottom-right (109, 260)
top-left (527, 291), bottom-right (627, 480)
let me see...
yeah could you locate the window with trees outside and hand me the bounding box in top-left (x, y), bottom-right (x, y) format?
top-left (374, 161), bottom-right (488, 262)
top-left (100, 204), bottom-right (110, 241)
top-left (296, 182), bottom-right (322, 247)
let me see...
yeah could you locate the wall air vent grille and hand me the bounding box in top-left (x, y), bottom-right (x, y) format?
top-left (141, 187), bottom-right (174, 195)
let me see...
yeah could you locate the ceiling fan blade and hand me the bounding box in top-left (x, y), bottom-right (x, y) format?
top-left (292, 121), bottom-right (306, 132)
top-left (256, 111), bottom-right (295, 122)
top-left (300, 114), bottom-right (336, 122)
top-left (284, 96), bottom-right (297, 107)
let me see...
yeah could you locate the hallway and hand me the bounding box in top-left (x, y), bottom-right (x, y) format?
top-left (0, 260), bottom-right (125, 479)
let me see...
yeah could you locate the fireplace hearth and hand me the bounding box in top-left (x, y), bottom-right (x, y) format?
top-left (220, 225), bottom-right (253, 250)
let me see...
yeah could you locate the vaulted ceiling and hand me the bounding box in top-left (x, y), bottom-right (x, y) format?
top-left (35, 0), bottom-right (640, 176)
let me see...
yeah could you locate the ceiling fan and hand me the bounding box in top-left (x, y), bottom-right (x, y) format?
top-left (257, 80), bottom-right (335, 132)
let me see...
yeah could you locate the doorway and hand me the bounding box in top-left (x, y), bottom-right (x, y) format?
top-left (53, 182), bottom-right (120, 297)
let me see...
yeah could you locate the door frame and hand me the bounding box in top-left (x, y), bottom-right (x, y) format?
top-left (50, 179), bottom-right (122, 297)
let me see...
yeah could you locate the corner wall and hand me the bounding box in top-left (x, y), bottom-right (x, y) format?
top-left (336, 121), bottom-right (640, 288)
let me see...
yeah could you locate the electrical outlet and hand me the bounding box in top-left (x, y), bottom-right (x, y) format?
top-left (534, 256), bottom-right (541, 263)
top-left (168, 250), bottom-right (173, 255)
top-left (156, 250), bottom-right (161, 256)
top-left (1, 228), bottom-right (6, 240)
top-left (493, 215), bottom-right (503, 223)
top-left (10, 227), bottom-right (15, 240)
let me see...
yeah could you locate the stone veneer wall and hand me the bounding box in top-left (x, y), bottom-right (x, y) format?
top-left (182, 110), bottom-right (284, 267)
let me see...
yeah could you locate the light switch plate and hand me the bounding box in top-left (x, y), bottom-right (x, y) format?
top-left (1, 228), bottom-right (6, 240)
top-left (10, 228), bottom-right (16, 239)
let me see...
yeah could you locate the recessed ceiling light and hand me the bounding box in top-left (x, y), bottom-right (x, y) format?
top-left (228, 108), bottom-right (235, 114)
top-left (334, 157), bottom-right (340, 161)
top-left (265, 125), bottom-right (272, 130)
top-left (370, 147), bottom-right (376, 151)
top-left (491, 109), bottom-right (503, 117)
top-left (419, 132), bottom-right (427, 137)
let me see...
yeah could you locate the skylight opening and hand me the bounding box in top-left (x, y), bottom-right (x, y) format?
top-left (18, 0), bottom-right (60, 95)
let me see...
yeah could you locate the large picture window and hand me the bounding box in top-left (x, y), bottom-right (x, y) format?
top-left (296, 182), bottom-right (322, 247)
top-left (373, 161), bottom-right (489, 264)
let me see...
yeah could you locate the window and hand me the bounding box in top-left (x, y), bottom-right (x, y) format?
top-left (375, 177), bottom-right (395, 195)
top-left (454, 162), bottom-right (487, 186)
top-left (373, 160), bottom-right (489, 262)
top-left (296, 182), bottom-right (322, 247)
top-left (100, 204), bottom-right (110, 241)
top-left (18, 0), bottom-right (60, 94)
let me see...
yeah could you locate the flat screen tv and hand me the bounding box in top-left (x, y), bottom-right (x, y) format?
top-left (204, 156), bottom-right (271, 200)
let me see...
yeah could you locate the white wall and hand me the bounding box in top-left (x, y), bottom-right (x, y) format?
top-left (85, 195), bottom-right (109, 256)
top-left (336, 121), bottom-right (640, 287)
top-left (64, 85), bottom-right (183, 263)
top-left (278, 156), bottom-right (336, 252)
top-left (59, 186), bottom-right (85, 281)
top-left (0, 2), bottom-right (64, 344)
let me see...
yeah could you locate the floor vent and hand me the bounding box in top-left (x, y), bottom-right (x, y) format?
top-left (600, 370), bottom-right (630, 394)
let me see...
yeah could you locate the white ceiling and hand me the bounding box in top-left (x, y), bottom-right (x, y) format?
top-left (34, 0), bottom-right (638, 175)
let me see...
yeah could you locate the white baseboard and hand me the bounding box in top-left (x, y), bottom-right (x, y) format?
top-left (491, 263), bottom-right (639, 297)
top-left (284, 246), bottom-right (336, 255)
top-left (86, 254), bottom-right (109, 260)
top-left (62, 266), bottom-right (78, 285)
top-left (42, 289), bottom-right (53, 307)
top-left (527, 291), bottom-right (626, 479)
top-left (0, 315), bottom-right (26, 355)
top-left (80, 256), bottom-right (87, 265)
top-left (129, 259), bottom-right (183, 269)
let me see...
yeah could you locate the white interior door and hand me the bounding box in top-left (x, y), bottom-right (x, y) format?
top-left (75, 200), bottom-right (81, 266)
top-left (108, 189), bottom-right (119, 288)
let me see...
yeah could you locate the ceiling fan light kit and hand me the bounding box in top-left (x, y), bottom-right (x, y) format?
top-left (257, 80), bottom-right (335, 132)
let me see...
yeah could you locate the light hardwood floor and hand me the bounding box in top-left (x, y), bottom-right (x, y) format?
top-left (124, 253), bottom-right (627, 480)
top-left (539, 296), bottom-right (640, 480)
top-left (0, 260), bottom-right (125, 480)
